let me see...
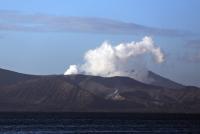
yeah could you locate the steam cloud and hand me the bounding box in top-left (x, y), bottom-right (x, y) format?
top-left (64, 36), bottom-right (165, 83)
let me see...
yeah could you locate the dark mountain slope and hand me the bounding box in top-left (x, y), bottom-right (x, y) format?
top-left (0, 76), bottom-right (100, 112)
top-left (0, 68), bottom-right (38, 87)
top-left (66, 74), bottom-right (161, 98)
top-left (0, 68), bottom-right (200, 113)
top-left (147, 71), bottom-right (184, 89)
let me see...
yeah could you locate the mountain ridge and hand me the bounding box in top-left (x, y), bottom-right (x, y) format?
top-left (0, 68), bottom-right (200, 113)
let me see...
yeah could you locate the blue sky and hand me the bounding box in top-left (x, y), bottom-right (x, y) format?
top-left (0, 0), bottom-right (200, 86)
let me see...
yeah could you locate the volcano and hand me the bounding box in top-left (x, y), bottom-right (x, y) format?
top-left (0, 68), bottom-right (199, 113)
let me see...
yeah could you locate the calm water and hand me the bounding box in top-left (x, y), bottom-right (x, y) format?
top-left (0, 113), bottom-right (200, 134)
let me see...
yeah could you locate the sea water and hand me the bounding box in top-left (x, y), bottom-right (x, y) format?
top-left (0, 113), bottom-right (199, 134)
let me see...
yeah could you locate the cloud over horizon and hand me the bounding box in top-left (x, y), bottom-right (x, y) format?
top-left (180, 52), bottom-right (200, 63)
top-left (0, 10), bottom-right (190, 36)
top-left (186, 39), bottom-right (200, 48)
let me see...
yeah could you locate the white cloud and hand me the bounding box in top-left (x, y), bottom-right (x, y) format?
top-left (0, 10), bottom-right (189, 36)
top-left (64, 36), bottom-right (165, 83)
top-left (64, 65), bottom-right (79, 75)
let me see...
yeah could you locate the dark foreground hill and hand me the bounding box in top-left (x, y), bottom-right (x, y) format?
top-left (0, 68), bottom-right (200, 113)
top-left (0, 68), bottom-right (39, 87)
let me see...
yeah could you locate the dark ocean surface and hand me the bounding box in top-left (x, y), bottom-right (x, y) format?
top-left (0, 113), bottom-right (200, 134)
